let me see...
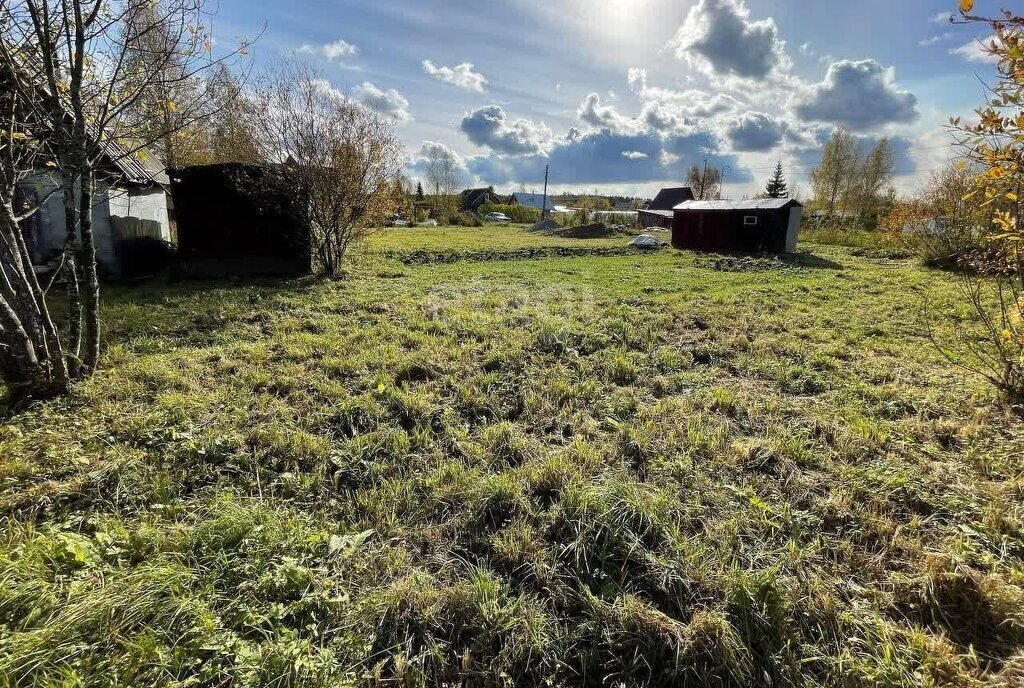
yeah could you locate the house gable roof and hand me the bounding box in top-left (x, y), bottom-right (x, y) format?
top-left (511, 192), bottom-right (553, 210)
top-left (648, 187), bottom-right (694, 211)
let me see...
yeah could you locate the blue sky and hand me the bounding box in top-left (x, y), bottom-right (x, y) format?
top-left (211, 0), bottom-right (1004, 198)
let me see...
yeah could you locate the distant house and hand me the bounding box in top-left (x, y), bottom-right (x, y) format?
top-left (639, 187), bottom-right (695, 229)
top-left (459, 187), bottom-right (504, 212)
top-left (672, 198), bottom-right (803, 253)
top-left (511, 192), bottom-right (555, 213)
top-left (19, 140), bottom-right (171, 278)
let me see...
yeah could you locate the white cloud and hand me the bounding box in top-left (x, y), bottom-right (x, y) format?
top-left (931, 11), bottom-right (954, 24)
top-left (951, 36), bottom-right (998, 63)
top-left (725, 111), bottom-right (786, 151)
top-left (627, 67), bottom-right (647, 93)
top-left (353, 82), bottom-right (412, 122)
top-left (577, 93), bottom-right (642, 134)
top-left (460, 104), bottom-right (553, 155)
top-left (670, 0), bottom-right (789, 80)
top-left (299, 38), bottom-right (358, 60)
top-left (919, 33), bottom-right (953, 47)
top-left (422, 60), bottom-right (488, 92)
top-left (622, 151), bottom-right (648, 160)
top-left (793, 59), bottom-right (918, 131)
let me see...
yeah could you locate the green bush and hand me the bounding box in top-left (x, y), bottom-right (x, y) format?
top-left (448, 212), bottom-right (484, 227)
top-left (479, 203), bottom-right (541, 223)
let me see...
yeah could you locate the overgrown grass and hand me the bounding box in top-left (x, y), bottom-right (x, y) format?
top-left (362, 224), bottom-right (630, 253)
top-left (799, 225), bottom-right (900, 250)
top-left (0, 237), bottom-right (1022, 687)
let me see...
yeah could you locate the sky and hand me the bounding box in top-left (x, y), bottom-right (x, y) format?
top-left (209, 0), bottom-right (1007, 199)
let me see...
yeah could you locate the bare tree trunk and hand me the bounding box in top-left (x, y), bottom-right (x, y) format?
top-left (0, 200), bottom-right (69, 396)
top-left (79, 163), bottom-right (100, 373)
top-left (60, 169), bottom-right (82, 377)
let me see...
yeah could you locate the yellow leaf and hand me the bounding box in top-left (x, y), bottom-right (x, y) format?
top-left (167, 100), bottom-right (177, 112)
top-left (959, 0), bottom-right (974, 13)
top-left (1008, 192), bottom-right (1019, 201)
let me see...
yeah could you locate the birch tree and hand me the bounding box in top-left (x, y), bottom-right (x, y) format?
top-left (811, 129), bottom-right (860, 220)
top-left (0, 0), bottom-right (250, 398)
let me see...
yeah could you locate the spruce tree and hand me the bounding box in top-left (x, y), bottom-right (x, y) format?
top-left (765, 161), bottom-right (788, 199)
top-left (415, 181), bottom-right (425, 202)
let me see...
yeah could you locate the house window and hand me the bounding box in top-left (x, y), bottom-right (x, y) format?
top-left (743, 215), bottom-right (758, 225)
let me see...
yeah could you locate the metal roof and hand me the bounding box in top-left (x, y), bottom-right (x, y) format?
top-left (511, 192), bottom-right (554, 210)
top-left (673, 198), bottom-right (802, 211)
top-left (638, 209), bottom-right (674, 218)
top-left (101, 137), bottom-right (170, 187)
top-left (9, 50), bottom-right (169, 187)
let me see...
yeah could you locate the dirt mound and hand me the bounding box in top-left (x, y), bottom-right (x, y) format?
top-left (695, 254), bottom-right (800, 273)
top-left (529, 219), bottom-right (560, 233)
top-left (548, 222), bottom-right (615, 239)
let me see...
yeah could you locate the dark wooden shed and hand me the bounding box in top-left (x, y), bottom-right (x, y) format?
top-left (672, 198), bottom-right (803, 254)
top-left (169, 163), bottom-right (312, 277)
top-left (638, 187), bottom-right (694, 229)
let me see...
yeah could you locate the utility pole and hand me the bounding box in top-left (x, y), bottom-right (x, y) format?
top-left (541, 164), bottom-right (550, 218)
top-left (699, 158), bottom-right (709, 200)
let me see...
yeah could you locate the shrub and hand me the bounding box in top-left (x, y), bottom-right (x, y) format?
top-left (448, 212), bottom-right (483, 227)
top-left (478, 203), bottom-right (541, 224)
top-left (880, 168), bottom-right (988, 270)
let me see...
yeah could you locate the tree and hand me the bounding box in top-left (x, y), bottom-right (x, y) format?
top-left (765, 161), bottom-right (788, 198)
top-left (811, 129), bottom-right (860, 220)
top-left (853, 138), bottom-right (895, 218)
top-left (415, 181), bottom-right (425, 202)
top-left (937, 2), bottom-right (1024, 401)
top-left (686, 163), bottom-right (722, 200)
top-left (1, 0), bottom-right (248, 398)
top-left (202, 65), bottom-right (264, 166)
top-left (0, 46), bottom-right (69, 396)
top-left (256, 60), bottom-right (403, 276)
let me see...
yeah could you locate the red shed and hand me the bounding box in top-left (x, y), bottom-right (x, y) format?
top-left (672, 198), bottom-right (803, 253)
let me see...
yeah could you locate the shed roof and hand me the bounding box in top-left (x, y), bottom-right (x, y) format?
top-left (102, 137), bottom-right (170, 186)
top-left (674, 198), bottom-right (802, 212)
top-left (638, 209), bottom-right (674, 218)
top-left (648, 187), bottom-right (694, 211)
top-left (7, 50), bottom-right (168, 187)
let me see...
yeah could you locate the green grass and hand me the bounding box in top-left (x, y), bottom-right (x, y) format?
top-left (361, 223), bottom-right (635, 252)
top-left (1, 232), bottom-right (1022, 687)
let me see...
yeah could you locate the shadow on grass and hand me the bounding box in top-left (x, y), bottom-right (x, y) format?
top-left (779, 251), bottom-right (844, 270)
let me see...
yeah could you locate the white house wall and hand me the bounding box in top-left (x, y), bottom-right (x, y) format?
top-left (107, 187), bottom-right (170, 242)
top-left (23, 172), bottom-right (169, 275)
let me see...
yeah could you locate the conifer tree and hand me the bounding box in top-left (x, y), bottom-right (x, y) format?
top-left (765, 161), bottom-right (788, 198)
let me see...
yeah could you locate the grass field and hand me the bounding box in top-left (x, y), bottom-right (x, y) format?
top-left (1, 225), bottom-right (1022, 687)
